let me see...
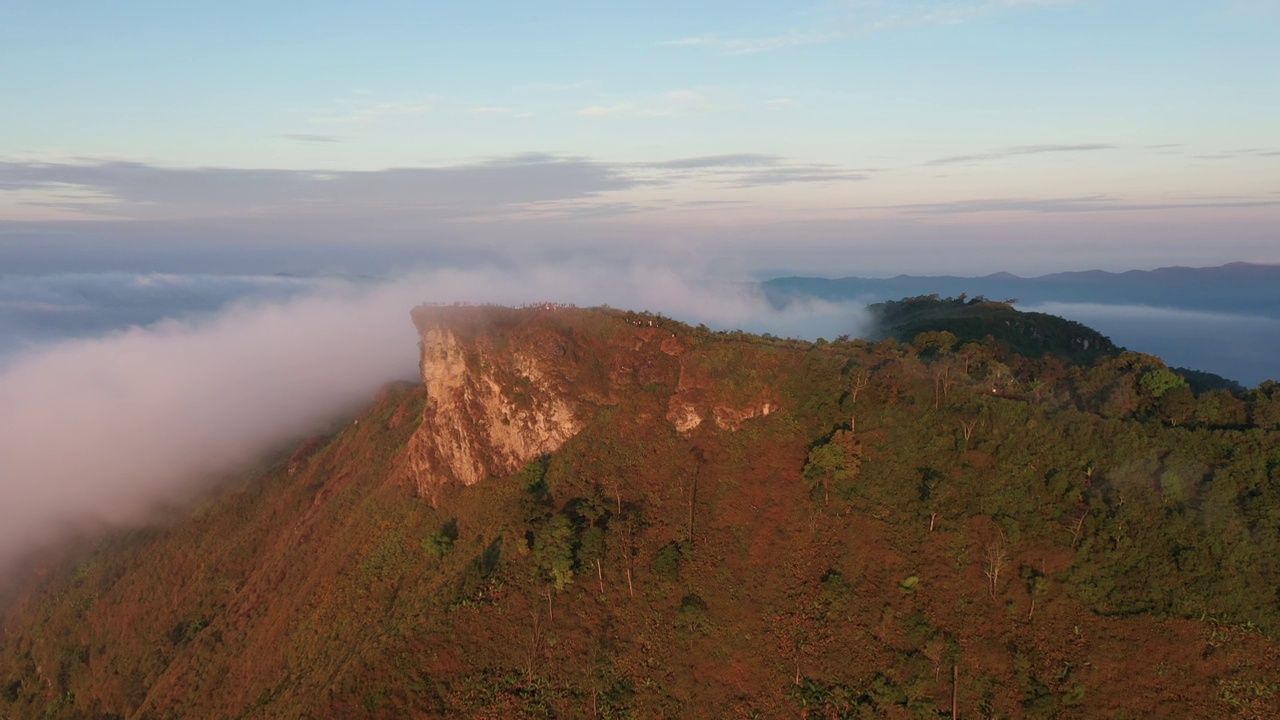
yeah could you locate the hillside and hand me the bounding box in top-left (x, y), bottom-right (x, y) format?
top-left (868, 295), bottom-right (1119, 365)
top-left (3, 304), bottom-right (1280, 718)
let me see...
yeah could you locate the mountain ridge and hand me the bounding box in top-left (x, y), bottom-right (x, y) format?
top-left (763, 262), bottom-right (1280, 386)
top-left (2, 303), bottom-right (1279, 718)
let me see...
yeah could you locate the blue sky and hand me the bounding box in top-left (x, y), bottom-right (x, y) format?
top-left (1, 0), bottom-right (1277, 276)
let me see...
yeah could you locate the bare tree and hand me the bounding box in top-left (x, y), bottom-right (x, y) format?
top-left (849, 373), bottom-right (869, 435)
top-left (525, 610), bottom-right (544, 680)
top-left (983, 529), bottom-right (1010, 599)
top-left (934, 365), bottom-right (953, 410)
top-left (850, 372), bottom-right (869, 402)
top-left (1068, 510), bottom-right (1089, 549)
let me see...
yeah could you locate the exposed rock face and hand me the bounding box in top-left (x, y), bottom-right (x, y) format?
top-left (712, 401), bottom-right (776, 431)
top-left (665, 349), bottom-right (779, 434)
top-left (666, 398), bottom-right (703, 433)
top-left (402, 305), bottom-right (784, 498)
top-left (405, 309), bottom-right (588, 500)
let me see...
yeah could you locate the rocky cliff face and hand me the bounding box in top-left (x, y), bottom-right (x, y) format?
top-left (404, 307), bottom-right (592, 499)
top-left (401, 305), bottom-right (784, 500)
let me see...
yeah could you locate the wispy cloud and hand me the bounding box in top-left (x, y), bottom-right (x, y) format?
top-left (679, 199), bottom-right (750, 207)
top-left (578, 103), bottom-right (638, 118)
top-left (860, 0), bottom-right (1081, 29)
top-left (1022, 301), bottom-right (1279, 326)
top-left (729, 167), bottom-right (871, 187)
top-left (664, 0), bottom-right (1081, 55)
top-left (511, 80), bottom-right (599, 96)
top-left (311, 96), bottom-right (434, 128)
top-left (577, 90), bottom-right (740, 118)
top-left (646, 154), bottom-right (782, 170)
top-left (465, 105), bottom-right (535, 117)
top-left (661, 29), bottom-right (840, 55)
top-left (664, 89), bottom-right (738, 114)
top-left (1192, 147), bottom-right (1280, 160)
top-left (279, 133), bottom-right (343, 144)
top-left (508, 200), bottom-right (650, 221)
top-left (0, 155), bottom-right (637, 220)
top-left (638, 153), bottom-right (872, 187)
top-left (927, 143), bottom-right (1116, 166)
top-left (887, 194), bottom-right (1280, 215)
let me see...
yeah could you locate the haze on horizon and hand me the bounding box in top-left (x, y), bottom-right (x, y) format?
top-left (2, 0), bottom-right (1278, 277)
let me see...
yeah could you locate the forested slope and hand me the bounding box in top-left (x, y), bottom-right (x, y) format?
top-left (2, 305), bottom-right (1279, 718)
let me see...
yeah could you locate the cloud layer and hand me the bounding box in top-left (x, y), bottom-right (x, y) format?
top-left (662, 0), bottom-right (1082, 55)
top-left (1023, 301), bottom-right (1280, 386)
top-left (0, 155), bottom-right (635, 220)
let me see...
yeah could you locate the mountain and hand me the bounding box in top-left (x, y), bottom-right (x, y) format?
top-left (2, 304), bottom-right (1280, 718)
top-left (868, 295), bottom-right (1120, 364)
top-left (866, 295), bottom-right (1242, 392)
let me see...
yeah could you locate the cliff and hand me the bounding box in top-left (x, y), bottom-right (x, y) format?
top-left (404, 305), bottom-right (594, 498)
top-left (403, 304), bottom-right (783, 500)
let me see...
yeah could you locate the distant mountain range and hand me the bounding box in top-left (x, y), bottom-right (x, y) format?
top-left (763, 262), bottom-right (1280, 387)
top-left (764, 262), bottom-right (1280, 317)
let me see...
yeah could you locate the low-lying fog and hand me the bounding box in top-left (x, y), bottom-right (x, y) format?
top-left (1023, 302), bottom-right (1279, 387)
top-left (0, 266), bottom-right (865, 575)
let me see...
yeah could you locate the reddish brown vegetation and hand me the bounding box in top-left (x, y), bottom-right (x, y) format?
top-left (1, 306), bottom-right (1277, 718)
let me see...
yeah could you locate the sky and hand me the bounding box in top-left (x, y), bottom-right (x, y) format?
top-left (1, 0), bottom-right (1278, 276)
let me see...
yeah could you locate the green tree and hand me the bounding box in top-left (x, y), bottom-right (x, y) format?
top-left (533, 513), bottom-right (576, 589)
top-left (1140, 368), bottom-right (1187, 399)
top-left (1153, 385), bottom-right (1196, 426)
top-left (1249, 382), bottom-right (1280, 429)
top-left (651, 541), bottom-right (683, 579)
top-left (913, 330), bottom-right (958, 357)
top-left (801, 431), bottom-right (860, 504)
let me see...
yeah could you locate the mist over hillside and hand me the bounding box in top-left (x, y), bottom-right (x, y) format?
top-left (0, 261), bottom-right (1268, 570)
top-left (0, 265), bottom-right (867, 575)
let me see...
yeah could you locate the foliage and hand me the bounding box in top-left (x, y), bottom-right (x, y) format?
top-left (870, 295), bottom-right (1119, 364)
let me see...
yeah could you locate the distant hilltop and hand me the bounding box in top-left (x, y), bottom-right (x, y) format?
top-left (868, 295), bottom-right (1120, 364)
